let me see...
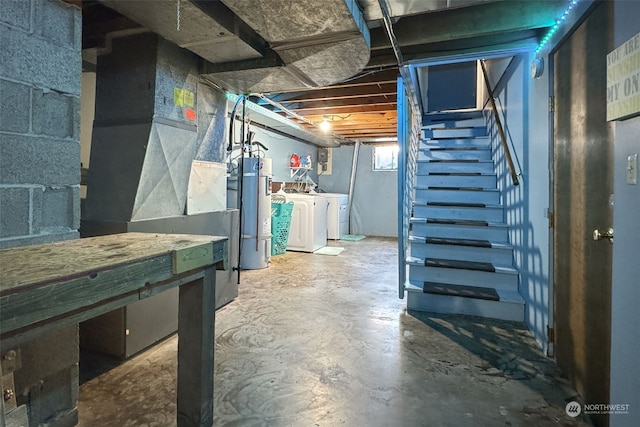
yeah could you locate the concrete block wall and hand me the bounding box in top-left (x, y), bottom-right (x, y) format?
top-left (0, 0), bottom-right (81, 249)
top-left (0, 1), bottom-right (81, 426)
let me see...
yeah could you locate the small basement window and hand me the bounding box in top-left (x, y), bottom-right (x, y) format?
top-left (373, 144), bottom-right (399, 171)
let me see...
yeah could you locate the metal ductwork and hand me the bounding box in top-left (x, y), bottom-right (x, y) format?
top-left (99, 0), bottom-right (371, 93)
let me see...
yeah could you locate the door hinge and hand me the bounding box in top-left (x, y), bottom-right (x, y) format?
top-left (548, 96), bottom-right (555, 112)
top-left (547, 326), bottom-right (555, 343)
top-left (548, 211), bottom-right (554, 228)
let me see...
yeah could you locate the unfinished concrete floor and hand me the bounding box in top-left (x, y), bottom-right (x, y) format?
top-left (78, 237), bottom-right (590, 426)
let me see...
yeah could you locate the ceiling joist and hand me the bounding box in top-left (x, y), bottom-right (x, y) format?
top-left (83, 1), bottom-right (564, 141)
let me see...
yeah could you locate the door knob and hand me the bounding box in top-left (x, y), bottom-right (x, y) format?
top-left (593, 227), bottom-right (614, 243)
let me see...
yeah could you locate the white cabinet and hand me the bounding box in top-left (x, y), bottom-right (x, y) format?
top-left (320, 193), bottom-right (349, 240)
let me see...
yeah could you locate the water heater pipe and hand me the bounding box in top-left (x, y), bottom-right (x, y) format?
top-left (347, 141), bottom-right (360, 234)
top-left (236, 97), bottom-right (247, 283)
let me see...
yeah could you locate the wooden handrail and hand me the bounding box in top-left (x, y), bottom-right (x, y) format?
top-left (480, 60), bottom-right (519, 186)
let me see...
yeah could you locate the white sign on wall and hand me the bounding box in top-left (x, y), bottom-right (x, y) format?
top-left (607, 32), bottom-right (640, 121)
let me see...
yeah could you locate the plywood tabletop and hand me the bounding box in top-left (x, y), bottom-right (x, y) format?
top-left (0, 233), bottom-right (226, 294)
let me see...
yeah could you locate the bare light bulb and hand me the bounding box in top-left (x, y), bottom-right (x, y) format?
top-left (319, 118), bottom-right (331, 133)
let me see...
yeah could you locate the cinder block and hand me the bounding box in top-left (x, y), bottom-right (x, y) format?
top-left (32, 88), bottom-right (80, 139)
top-left (0, 134), bottom-right (80, 186)
top-left (41, 186), bottom-right (78, 229)
top-left (32, 185), bottom-right (43, 234)
top-left (0, 25), bottom-right (81, 95)
top-left (13, 327), bottom-right (79, 427)
top-left (0, 79), bottom-right (31, 133)
top-left (71, 186), bottom-right (80, 229)
top-left (0, 229), bottom-right (78, 250)
top-left (13, 325), bottom-right (79, 389)
top-left (0, 187), bottom-right (31, 238)
top-left (0, 0), bottom-right (32, 31)
top-left (34, 0), bottom-right (81, 50)
top-left (16, 367), bottom-right (78, 427)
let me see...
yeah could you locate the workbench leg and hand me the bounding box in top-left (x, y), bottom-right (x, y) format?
top-left (177, 267), bottom-right (215, 427)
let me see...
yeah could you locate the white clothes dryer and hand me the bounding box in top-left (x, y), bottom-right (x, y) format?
top-left (285, 194), bottom-right (328, 252)
top-left (315, 193), bottom-right (349, 240)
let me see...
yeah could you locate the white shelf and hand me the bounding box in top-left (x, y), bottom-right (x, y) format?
top-left (290, 167), bottom-right (312, 179)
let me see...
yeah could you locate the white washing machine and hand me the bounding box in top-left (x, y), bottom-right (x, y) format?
top-left (317, 193), bottom-right (349, 240)
top-left (285, 194), bottom-right (328, 252)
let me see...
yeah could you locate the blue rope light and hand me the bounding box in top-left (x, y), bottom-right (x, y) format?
top-left (535, 0), bottom-right (579, 53)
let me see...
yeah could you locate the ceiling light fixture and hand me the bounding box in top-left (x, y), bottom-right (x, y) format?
top-left (319, 116), bottom-right (332, 133)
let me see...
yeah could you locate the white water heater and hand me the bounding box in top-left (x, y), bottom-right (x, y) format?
top-left (240, 157), bottom-right (272, 269)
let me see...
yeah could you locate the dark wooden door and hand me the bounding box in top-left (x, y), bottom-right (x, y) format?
top-left (553, 3), bottom-right (614, 426)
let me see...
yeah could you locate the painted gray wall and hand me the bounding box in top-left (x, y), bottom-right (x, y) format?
top-left (228, 120), bottom-right (319, 185)
top-left (318, 145), bottom-right (353, 194)
top-left (319, 144), bottom-right (398, 237)
top-left (485, 53), bottom-right (551, 352)
top-left (610, 2), bottom-right (640, 425)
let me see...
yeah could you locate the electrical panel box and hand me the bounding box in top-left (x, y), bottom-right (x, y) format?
top-left (318, 148), bottom-right (329, 163)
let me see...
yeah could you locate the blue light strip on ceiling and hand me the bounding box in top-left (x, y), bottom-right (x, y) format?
top-left (535, 0), bottom-right (579, 54)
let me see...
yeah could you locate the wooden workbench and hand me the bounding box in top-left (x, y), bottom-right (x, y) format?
top-left (0, 232), bottom-right (227, 427)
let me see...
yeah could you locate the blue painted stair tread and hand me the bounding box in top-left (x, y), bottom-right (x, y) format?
top-left (427, 201), bottom-right (486, 208)
top-left (424, 237), bottom-right (491, 248)
top-left (428, 186), bottom-right (484, 191)
top-left (428, 159), bottom-right (479, 163)
top-left (424, 258), bottom-right (496, 272)
top-left (423, 110), bottom-right (483, 123)
top-left (429, 172), bottom-right (482, 176)
top-left (341, 235), bottom-right (366, 241)
top-left (408, 110), bottom-right (523, 321)
top-left (429, 147), bottom-right (483, 151)
top-left (426, 218), bottom-right (489, 226)
top-left (423, 282), bottom-right (500, 301)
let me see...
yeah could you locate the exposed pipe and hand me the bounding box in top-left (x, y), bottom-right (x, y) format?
top-left (347, 140), bottom-right (360, 235)
top-left (377, 0), bottom-right (404, 66)
top-left (255, 157), bottom-right (260, 252)
top-left (227, 95), bottom-right (244, 153)
top-left (377, 0), bottom-right (420, 113)
top-left (235, 96), bottom-right (247, 283)
top-left (254, 93), bottom-right (350, 145)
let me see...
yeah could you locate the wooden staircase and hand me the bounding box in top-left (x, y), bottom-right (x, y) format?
top-left (406, 111), bottom-right (524, 321)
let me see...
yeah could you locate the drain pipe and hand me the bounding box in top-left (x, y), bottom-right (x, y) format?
top-left (347, 140), bottom-right (360, 234)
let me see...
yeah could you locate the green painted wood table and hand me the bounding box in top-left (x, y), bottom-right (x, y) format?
top-left (0, 232), bottom-right (227, 427)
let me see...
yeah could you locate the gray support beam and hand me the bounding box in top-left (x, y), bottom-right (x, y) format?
top-left (190, 0), bottom-right (277, 59)
top-left (369, 0), bottom-right (566, 49)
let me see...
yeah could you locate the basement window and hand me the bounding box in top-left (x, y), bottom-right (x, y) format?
top-left (373, 145), bottom-right (399, 171)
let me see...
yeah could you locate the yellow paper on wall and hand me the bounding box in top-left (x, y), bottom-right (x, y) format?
top-left (174, 88), bottom-right (184, 107)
